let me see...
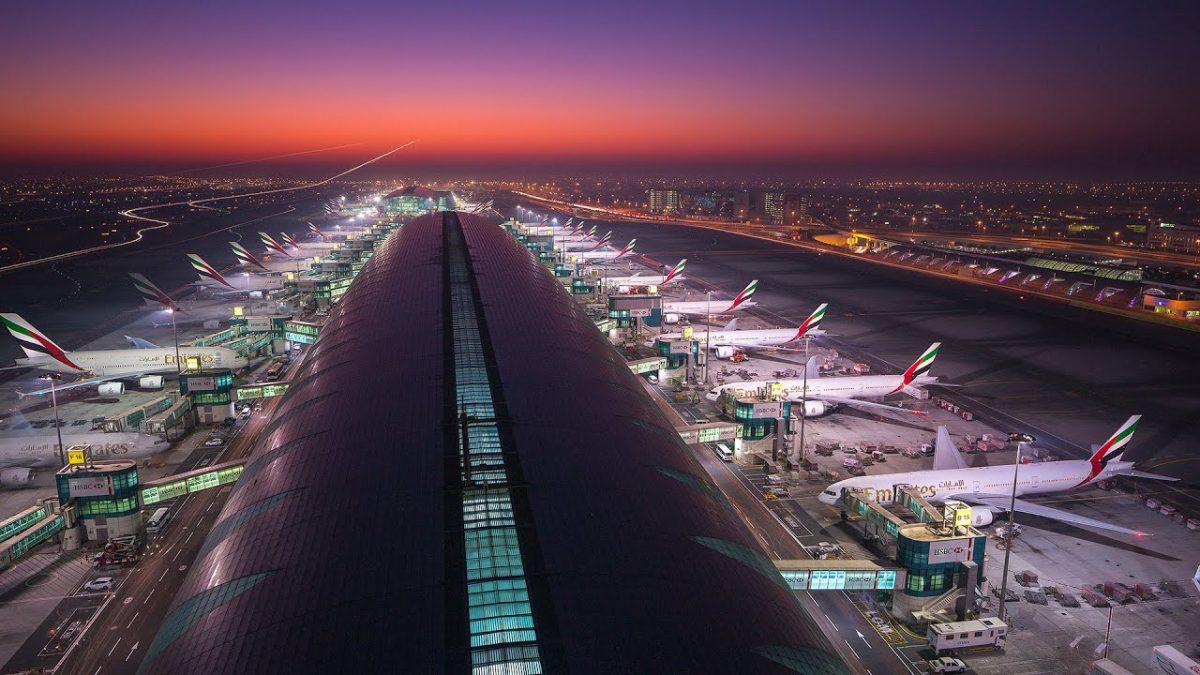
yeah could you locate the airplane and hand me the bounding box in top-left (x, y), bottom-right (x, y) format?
top-left (704, 342), bottom-right (942, 418)
top-left (664, 280), bottom-right (759, 317)
top-left (128, 272), bottom-right (180, 312)
top-left (593, 259), bottom-right (687, 288)
top-left (817, 416), bottom-right (1177, 536)
top-left (187, 254), bottom-right (282, 293)
top-left (187, 254), bottom-right (235, 290)
top-left (561, 231), bottom-right (610, 251)
top-left (573, 239), bottom-right (636, 261)
top-left (281, 232), bottom-right (300, 249)
top-left (658, 303), bottom-right (827, 356)
top-left (259, 232), bottom-right (292, 258)
top-left (230, 241), bottom-right (269, 272)
top-left (0, 431), bottom-right (171, 485)
top-left (1, 313), bottom-right (248, 397)
top-left (308, 222), bottom-right (327, 240)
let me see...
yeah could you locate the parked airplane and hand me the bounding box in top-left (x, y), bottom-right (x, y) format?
top-left (665, 280), bottom-right (759, 317)
top-left (818, 416), bottom-right (1176, 536)
top-left (659, 303), bottom-right (827, 356)
top-left (594, 259), bottom-right (687, 288)
top-left (1, 313), bottom-right (248, 397)
top-left (230, 241), bottom-right (269, 271)
top-left (128, 273), bottom-right (180, 312)
top-left (574, 239), bottom-right (636, 261)
top-left (281, 232), bottom-right (300, 249)
top-left (0, 431), bottom-right (170, 485)
top-left (259, 232), bottom-right (292, 258)
top-left (188, 254), bottom-right (281, 293)
top-left (561, 231), bottom-right (609, 251)
top-left (704, 342), bottom-right (942, 417)
top-left (308, 222), bottom-right (327, 240)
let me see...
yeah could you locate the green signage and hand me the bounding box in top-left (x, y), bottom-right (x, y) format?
top-left (235, 382), bottom-right (289, 401)
top-left (141, 479), bottom-right (188, 505)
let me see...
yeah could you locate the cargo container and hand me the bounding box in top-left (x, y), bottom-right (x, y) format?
top-left (1151, 644), bottom-right (1200, 675)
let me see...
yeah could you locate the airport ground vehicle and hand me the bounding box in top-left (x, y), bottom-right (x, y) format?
top-left (927, 618), bottom-right (1008, 654)
top-left (1152, 644), bottom-right (1200, 674)
top-left (83, 577), bottom-right (114, 592)
top-left (264, 360), bottom-right (285, 380)
top-left (928, 657), bottom-right (967, 674)
top-left (146, 507), bottom-right (170, 534)
top-left (92, 536), bottom-right (140, 569)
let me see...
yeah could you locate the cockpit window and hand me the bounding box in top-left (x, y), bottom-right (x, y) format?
top-left (823, 490), bottom-right (837, 496)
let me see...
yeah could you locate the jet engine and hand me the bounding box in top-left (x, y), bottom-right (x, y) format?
top-left (795, 400), bottom-right (828, 417)
top-left (969, 509), bottom-right (995, 527)
top-left (0, 468), bottom-right (36, 487)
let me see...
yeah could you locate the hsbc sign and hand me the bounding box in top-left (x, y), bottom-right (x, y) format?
top-left (927, 538), bottom-right (972, 564)
top-left (67, 476), bottom-right (115, 498)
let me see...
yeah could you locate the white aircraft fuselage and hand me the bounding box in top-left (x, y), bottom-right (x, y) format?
top-left (0, 432), bottom-right (170, 470)
top-left (705, 373), bottom-right (936, 402)
top-left (818, 459), bottom-right (1134, 506)
top-left (17, 346), bottom-right (247, 376)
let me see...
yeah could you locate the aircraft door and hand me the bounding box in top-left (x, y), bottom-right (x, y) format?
top-left (972, 480), bottom-right (981, 494)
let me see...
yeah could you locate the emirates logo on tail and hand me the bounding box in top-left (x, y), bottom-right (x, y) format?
top-left (888, 342), bottom-right (941, 394)
top-left (722, 279), bottom-right (758, 313)
top-left (787, 303), bottom-right (828, 343)
top-left (188, 254), bottom-right (234, 289)
top-left (662, 259), bottom-right (687, 285)
top-left (1073, 415), bottom-right (1141, 487)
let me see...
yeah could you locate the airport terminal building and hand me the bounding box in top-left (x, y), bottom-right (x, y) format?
top-left (140, 212), bottom-right (847, 674)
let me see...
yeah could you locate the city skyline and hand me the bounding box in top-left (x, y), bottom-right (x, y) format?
top-left (2, 1), bottom-right (1199, 179)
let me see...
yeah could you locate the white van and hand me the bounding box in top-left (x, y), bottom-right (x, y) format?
top-left (714, 443), bottom-right (734, 462)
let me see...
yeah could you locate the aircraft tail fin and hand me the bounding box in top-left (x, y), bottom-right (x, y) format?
top-left (933, 426), bottom-right (969, 470)
top-left (188, 254), bottom-right (234, 289)
top-left (721, 318), bottom-right (739, 331)
top-left (259, 232), bottom-right (292, 258)
top-left (804, 354), bottom-right (822, 378)
top-left (128, 272), bottom-right (180, 312)
top-left (231, 241), bottom-right (267, 270)
top-left (788, 302), bottom-right (828, 342)
top-left (889, 342), bottom-right (941, 394)
top-left (1073, 415), bottom-right (1142, 487)
top-left (662, 259), bottom-right (686, 285)
top-left (0, 313), bottom-right (82, 370)
top-left (1089, 415), bottom-right (1141, 466)
top-left (723, 279), bottom-right (759, 313)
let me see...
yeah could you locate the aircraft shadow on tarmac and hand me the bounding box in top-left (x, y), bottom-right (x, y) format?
top-left (1014, 512), bottom-right (1179, 560)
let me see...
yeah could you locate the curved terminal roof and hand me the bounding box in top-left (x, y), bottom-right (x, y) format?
top-left (382, 185), bottom-right (440, 200)
top-left (141, 212), bottom-right (846, 674)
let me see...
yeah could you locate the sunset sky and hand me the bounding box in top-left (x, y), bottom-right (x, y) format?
top-left (2, 1), bottom-right (1198, 176)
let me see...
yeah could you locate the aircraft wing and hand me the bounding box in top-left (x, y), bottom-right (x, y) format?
top-left (16, 369), bottom-right (167, 398)
top-left (953, 493), bottom-right (1149, 537)
top-left (804, 395), bottom-right (928, 417)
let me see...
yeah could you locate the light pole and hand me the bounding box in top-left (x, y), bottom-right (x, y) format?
top-left (797, 335), bottom-right (811, 466)
top-left (41, 372), bottom-right (65, 467)
top-left (997, 433), bottom-right (1034, 623)
top-left (166, 308), bottom-right (182, 376)
top-left (704, 291), bottom-right (712, 385)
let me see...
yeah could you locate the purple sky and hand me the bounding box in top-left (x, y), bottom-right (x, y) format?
top-left (1, 0), bottom-right (1197, 177)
